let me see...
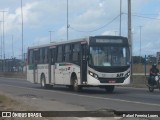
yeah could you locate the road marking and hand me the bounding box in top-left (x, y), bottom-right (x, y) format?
top-left (0, 83), bottom-right (160, 108)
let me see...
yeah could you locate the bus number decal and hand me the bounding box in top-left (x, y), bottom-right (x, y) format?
top-left (117, 73), bottom-right (124, 77)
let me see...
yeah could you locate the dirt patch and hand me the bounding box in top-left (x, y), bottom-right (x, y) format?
top-left (0, 93), bottom-right (48, 120)
top-left (0, 93), bottom-right (19, 111)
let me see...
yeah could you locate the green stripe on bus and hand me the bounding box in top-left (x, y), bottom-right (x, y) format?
top-left (29, 65), bottom-right (34, 70)
top-left (59, 64), bottom-right (72, 66)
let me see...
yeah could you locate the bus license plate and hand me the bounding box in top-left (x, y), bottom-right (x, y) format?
top-left (109, 80), bottom-right (116, 83)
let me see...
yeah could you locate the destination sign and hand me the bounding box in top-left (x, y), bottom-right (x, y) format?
top-left (96, 39), bottom-right (123, 43)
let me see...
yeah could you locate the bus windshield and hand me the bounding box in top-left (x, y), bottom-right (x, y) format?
top-left (89, 46), bottom-right (130, 67)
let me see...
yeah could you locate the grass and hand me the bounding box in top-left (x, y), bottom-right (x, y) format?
top-left (0, 94), bottom-right (10, 104)
top-left (0, 94), bottom-right (17, 111)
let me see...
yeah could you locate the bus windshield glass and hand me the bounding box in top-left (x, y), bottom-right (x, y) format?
top-left (89, 46), bottom-right (130, 67)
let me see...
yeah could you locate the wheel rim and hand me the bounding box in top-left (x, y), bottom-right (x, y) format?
top-left (74, 80), bottom-right (78, 91)
top-left (41, 77), bottom-right (45, 87)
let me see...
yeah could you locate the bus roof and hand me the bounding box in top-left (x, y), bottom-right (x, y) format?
top-left (28, 35), bottom-right (128, 50)
top-left (28, 37), bottom-right (89, 49)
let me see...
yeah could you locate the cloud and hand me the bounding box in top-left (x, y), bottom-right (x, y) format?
top-left (132, 12), bottom-right (160, 56)
top-left (1, 0), bottom-right (160, 58)
top-left (101, 31), bottom-right (117, 36)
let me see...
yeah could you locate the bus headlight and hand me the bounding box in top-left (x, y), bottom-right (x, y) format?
top-left (89, 72), bottom-right (93, 76)
top-left (89, 71), bottom-right (98, 79)
top-left (94, 74), bottom-right (98, 79)
top-left (125, 71), bottom-right (130, 78)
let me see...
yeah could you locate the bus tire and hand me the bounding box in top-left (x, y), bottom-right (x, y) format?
top-left (73, 79), bottom-right (82, 92)
top-left (105, 85), bottom-right (115, 93)
top-left (41, 75), bottom-right (46, 88)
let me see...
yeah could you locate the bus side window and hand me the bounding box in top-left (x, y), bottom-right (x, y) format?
top-left (57, 46), bottom-right (63, 62)
top-left (40, 48), bottom-right (44, 64)
top-left (64, 44), bottom-right (70, 62)
top-left (29, 50), bottom-right (33, 65)
top-left (44, 48), bottom-right (48, 63)
top-left (72, 43), bottom-right (80, 65)
top-left (50, 48), bottom-right (56, 64)
top-left (34, 50), bottom-right (39, 64)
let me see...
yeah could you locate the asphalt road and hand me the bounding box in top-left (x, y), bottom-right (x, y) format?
top-left (0, 77), bottom-right (160, 113)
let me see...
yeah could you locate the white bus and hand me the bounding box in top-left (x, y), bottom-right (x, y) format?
top-left (27, 36), bottom-right (130, 93)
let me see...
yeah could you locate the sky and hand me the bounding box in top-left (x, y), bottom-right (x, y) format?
top-left (0, 0), bottom-right (160, 59)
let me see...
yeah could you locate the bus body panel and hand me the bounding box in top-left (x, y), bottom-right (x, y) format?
top-left (87, 74), bottom-right (130, 86)
top-left (37, 64), bottom-right (49, 84)
top-left (34, 69), bottom-right (38, 83)
top-left (55, 63), bottom-right (64, 84)
top-left (54, 63), bottom-right (80, 85)
top-left (51, 65), bottom-right (55, 84)
top-left (27, 66), bottom-right (34, 83)
top-left (87, 67), bottom-right (130, 85)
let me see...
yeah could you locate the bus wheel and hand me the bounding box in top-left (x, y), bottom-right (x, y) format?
top-left (73, 79), bottom-right (82, 92)
top-left (41, 75), bottom-right (46, 88)
top-left (105, 85), bottom-right (115, 93)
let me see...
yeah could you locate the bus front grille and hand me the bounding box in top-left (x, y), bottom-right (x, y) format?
top-left (98, 77), bottom-right (125, 83)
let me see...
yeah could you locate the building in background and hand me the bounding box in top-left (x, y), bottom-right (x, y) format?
top-left (0, 58), bottom-right (24, 72)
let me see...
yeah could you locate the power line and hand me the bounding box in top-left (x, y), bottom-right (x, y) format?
top-left (70, 14), bottom-right (120, 33)
top-left (123, 13), bottom-right (160, 20)
top-left (132, 12), bottom-right (159, 16)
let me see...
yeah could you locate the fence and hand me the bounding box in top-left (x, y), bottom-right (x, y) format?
top-left (0, 59), bottom-right (25, 72)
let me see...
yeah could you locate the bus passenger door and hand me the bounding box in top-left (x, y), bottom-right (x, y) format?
top-left (33, 50), bottom-right (38, 83)
top-left (49, 47), bottom-right (56, 84)
top-left (80, 43), bottom-right (87, 84)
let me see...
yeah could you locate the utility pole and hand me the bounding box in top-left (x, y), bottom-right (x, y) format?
top-left (49, 31), bottom-right (54, 43)
top-left (12, 35), bottom-right (14, 58)
top-left (0, 21), bottom-right (1, 72)
top-left (0, 11), bottom-right (7, 72)
top-left (120, 0), bottom-right (122, 36)
top-left (0, 21), bottom-right (2, 59)
top-left (128, 0), bottom-right (132, 81)
top-left (21, 0), bottom-right (24, 61)
top-left (139, 26), bottom-right (142, 63)
top-left (67, 0), bottom-right (69, 40)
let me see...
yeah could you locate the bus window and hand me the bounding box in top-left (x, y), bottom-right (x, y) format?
top-left (72, 43), bottom-right (80, 65)
top-left (57, 46), bottom-right (63, 62)
top-left (40, 48), bottom-right (45, 64)
top-left (50, 48), bottom-right (56, 64)
top-left (29, 50), bottom-right (33, 65)
top-left (64, 45), bottom-right (70, 62)
top-left (44, 48), bottom-right (48, 63)
top-left (34, 49), bottom-right (39, 64)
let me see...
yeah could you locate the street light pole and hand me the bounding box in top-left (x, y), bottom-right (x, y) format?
top-left (120, 0), bottom-right (122, 36)
top-left (139, 26), bottom-right (142, 63)
top-left (0, 21), bottom-right (2, 59)
top-left (128, 0), bottom-right (132, 80)
top-left (67, 0), bottom-right (69, 40)
top-left (49, 31), bottom-right (54, 43)
top-left (21, 0), bottom-right (24, 61)
top-left (12, 35), bottom-right (14, 58)
top-left (0, 11), bottom-right (7, 72)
